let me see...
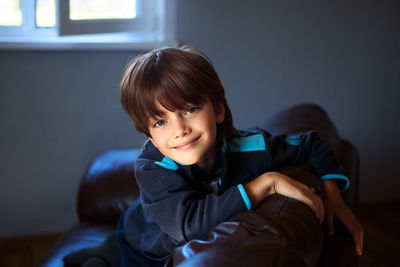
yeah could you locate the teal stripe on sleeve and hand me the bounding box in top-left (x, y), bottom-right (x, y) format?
top-left (237, 184), bottom-right (252, 210)
top-left (285, 135), bottom-right (301, 146)
top-left (229, 134), bottom-right (266, 152)
top-left (321, 174), bottom-right (350, 191)
top-left (154, 157), bottom-right (179, 170)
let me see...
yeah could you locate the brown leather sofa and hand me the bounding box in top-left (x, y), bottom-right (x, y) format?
top-left (36, 104), bottom-right (359, 267)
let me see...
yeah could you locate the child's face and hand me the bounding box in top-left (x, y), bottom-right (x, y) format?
top-left (148, 99), bottom-right (225, 170)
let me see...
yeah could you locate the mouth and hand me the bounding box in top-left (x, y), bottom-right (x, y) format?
top-left (174, 136), bottom-right (201, 151)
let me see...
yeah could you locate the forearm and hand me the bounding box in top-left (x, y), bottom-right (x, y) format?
top-left (244, 172), bottom-right (277, 207)
top-left (244, 171), bottom-right (325, 222)
top-left (322, 177), bottom-right (364, 255)
top-left (322, 179), bottom-right (342, 202)
top-left (144, 185), bottom-right (248, 243)
top-left (266, 131), bottom-right (349, 190)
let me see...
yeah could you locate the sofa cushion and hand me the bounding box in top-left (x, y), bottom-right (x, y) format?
top-left (35, 222), bottom-right (115, 267)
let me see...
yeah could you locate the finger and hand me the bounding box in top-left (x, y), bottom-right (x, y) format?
top-left (352, 225), bottom-right (363, 255)
top-left (300, 194), bottom-right (320, 222)
top-left (317, 195), bottom-right (324, 223)
top-left (308, 187), bottom-right (323, 220)
top-left (337, 208), bottom-right (364, 255)
top-left (310, 191), bottom-right (324, 223)
top-left (312, 204), bottom-right (322, 223)
top-left (358, 227), bottom-right (364, 255)
top-left (353, 222), bottom-right (364, 255)
top-left (291, 185), bottom-right (323, 223)
top-left (326, 211), bottom-right (335, 236)
top-left (310, 193), bottom-right (324, 223)
top-left (314, 196), bottom-right (323, 223)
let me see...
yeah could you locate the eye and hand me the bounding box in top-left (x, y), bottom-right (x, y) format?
top-left (184, 106), bottom-right (200, 115)
top-left (153, 120), bottom-right (166, 128)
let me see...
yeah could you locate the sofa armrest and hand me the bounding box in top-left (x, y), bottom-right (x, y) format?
top-left (260, 103), bottom-right (342, 160)
top-left (77, 149), bottom-right (141, 223)
top-left (260, 103), bottom-right (359, 207)
top-left (174, 194), bottom-right (324, 267)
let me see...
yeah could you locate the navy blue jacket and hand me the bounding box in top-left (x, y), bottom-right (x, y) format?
top-left (117, 128), bottom-right (349, 266)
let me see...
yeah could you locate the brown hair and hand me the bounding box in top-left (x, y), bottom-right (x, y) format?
top-left (120, 46), bottom-right (238, 140)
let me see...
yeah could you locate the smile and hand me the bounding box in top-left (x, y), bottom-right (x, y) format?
top-left (174, 136), bottom-right (201, 151)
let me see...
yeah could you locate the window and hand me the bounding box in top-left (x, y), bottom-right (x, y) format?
top-left (0, 0), bottom-right (22, 26)
top-left (0, 0), bottom-right (177, 50)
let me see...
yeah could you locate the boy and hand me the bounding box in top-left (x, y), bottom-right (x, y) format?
top-left (117, 46), bottom-right (363, 266)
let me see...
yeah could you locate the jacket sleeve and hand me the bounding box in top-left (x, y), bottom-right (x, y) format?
top-left (264, 130), bottom-right (350, 191)
top-left (134, 159), bottom-right (248, 244)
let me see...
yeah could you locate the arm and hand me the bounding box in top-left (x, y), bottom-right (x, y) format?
top-left (135, 160), bottom-right (248, 244)
top-left (244, 171), bottom-right (325, 223)
top-left (323, 179), bottom-right (364, 255)
top-left (264, 130), bottom-right (363, 254)
top-left (264, 130), bottom-right (350, 190)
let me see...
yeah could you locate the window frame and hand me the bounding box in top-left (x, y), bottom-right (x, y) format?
top-left (0, 0), bottom-right (177, 50)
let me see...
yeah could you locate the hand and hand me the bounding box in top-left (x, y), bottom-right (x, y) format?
top-left (272, 172), bottom-right (325, 223)
top-left (323, 179), bottom-right (364, 255)
top-left (244, 172), bottom-right (324, 223)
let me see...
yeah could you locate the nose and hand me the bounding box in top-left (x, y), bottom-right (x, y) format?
top-left (173, 117), bottom-right (190, 138)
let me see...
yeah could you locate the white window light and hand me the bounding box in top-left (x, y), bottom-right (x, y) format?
top-left (0, 0), bottom-right (177, 50)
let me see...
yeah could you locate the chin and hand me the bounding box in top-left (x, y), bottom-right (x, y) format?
top-left (177, 159), bottom-right (198, 166)
top-left (173, 154), bottom-right (201, 166)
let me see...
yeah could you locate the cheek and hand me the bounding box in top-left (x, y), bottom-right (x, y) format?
top-left (204, 119), bottom-right (218, 137)
top-left (149, 132), bottom-right (166, 149)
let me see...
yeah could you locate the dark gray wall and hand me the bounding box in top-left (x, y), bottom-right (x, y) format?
top-left (0, 51), bottom-right (144, 237)
top-left (0, 0), bottom-right (399, 237)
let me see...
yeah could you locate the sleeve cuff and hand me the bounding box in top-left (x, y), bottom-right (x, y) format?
top-left (321, 174), bottom-right (350, 191)
top-left (237, 184), bottom-right (252, 210)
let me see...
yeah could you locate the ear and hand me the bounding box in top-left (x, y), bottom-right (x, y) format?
top-left (215, 103), bottom-right (225, 124)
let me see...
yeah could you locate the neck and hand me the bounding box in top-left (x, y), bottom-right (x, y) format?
top-left (196, 142), bottom-right (220, 174)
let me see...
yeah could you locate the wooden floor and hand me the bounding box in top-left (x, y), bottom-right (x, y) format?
top-left (0, 232), bottom-right (63, 267)
top-left (357, 202), bottom-right (400, 267)
top-left (0, 202), bottom-right (399, 267)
